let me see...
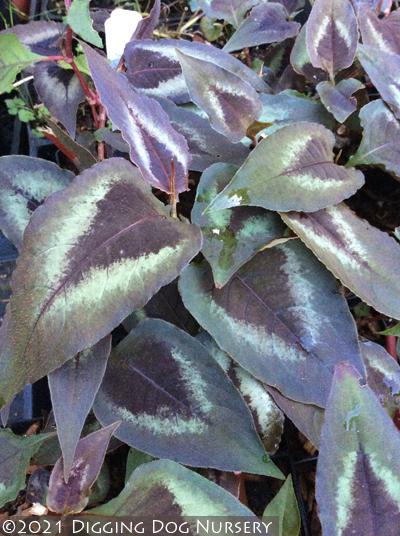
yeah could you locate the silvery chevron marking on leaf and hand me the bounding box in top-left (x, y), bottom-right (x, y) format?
top-left (179, 240), bottom-right (363, 407)
top-left (0, 155), bottom-right (73, 251)
top-left (47, 422), bottom-right (120, 514)
top-left (316, 363), bottom-right (400, 536)
top-left (48, 336), bottom-right (111, 482)
top-left (316, 79), bottom-right (364, 123)
top-left (359, 6), bottom-right (400, 55)
top-left (192, 163), bottom-right (287, 288)
top-left (306, 0), bottom-right (358, 80)
top-left (83, 44), bottom-right (190, 193)
top-left (124, 39), bottom-right (268, 104)
top-left (290, 24), bottom-right (328, 83)
top-left (224, 3), bottom-right (300, 53)
top-left (357, 45), bottom-right (400, 120)
top-left (0, 21), bottom-right (65, 56)
top-left (281, 204), bottom-right (400, 320)
top-left (176, 50), bottom-right (262, 143)
top-left (347, 99), bottom-right (400, 177)
top-left (94, 318), bottom-right (283, 478)
top-left (89, 459), bottom-right (255, 516)
top-left (206, 122), bottom-right (364, 213)
top-left (0, 158), bottom-right (202, 408)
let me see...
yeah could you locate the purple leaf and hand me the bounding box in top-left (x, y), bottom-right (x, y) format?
top-left (359, 5), bottom-right (400, 54)
top-left (124, 38), bottom-right (269, 104)
top-left (224, 3), bottom-right (300, 53)
top-left (282, 203), bottom-right (400, 319)
top-left (47, 422), bottom-right (120, 514)
top-left (131, 0), bottom-right (161, 40)
top-left (179, 240), bottom-right (364, 407)
top-left (34, 63), bottom-right (85, 138)
top-left (306, 0), bottom-right (358, 80)
top-left (316, 78), bottom-right (364, 123)
top-left (316, 363), bottom-right (400, 536)
top-left (197, 0), bottom-right (260, 27)
top-left (0, 158), bottom-right (202, 408)
top-left (84, 44), bottom-right (190, 193)
top-left (290, 24), bottom-right (328, 82)
top-left (176, 49), bottom-right (262, 142)
top-left (0, 21), bottom-right (65, 56)
top-left (48, 336), bottom-right (111, 482)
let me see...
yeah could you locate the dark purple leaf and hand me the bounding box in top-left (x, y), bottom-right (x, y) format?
top-left (84, 44), bottom-right (191, 193)
top-left (34, 63), bottom-right (85, 138)
top-left (277, 0), bottom-right (305, 14)
top-left (316, 78), bottom-right (364, 123)
top-left (0, 158), bottom-right (202, 408)
top-left (224, 3), bottom-right (300, 53)
top-left (94, 318), bottom-right (283, 478)
top-left (48, 336), bottom-right (111, 482)
top-left (197, 0), bottom-right (260, 27)
top-left (176, 50), bottom-right (262, 142)
top-left (359, 5), bottom-right (400, 55)
top-left (124, 38), bottom-right (269, 104)
top-left (316, 363), bottom-right (400, 536)
top-left (47, 422), bottom-right (119, 514)
top-left (306, 0), bottom-right (358, 80)
top-left (0, 21), bottom-right (65, 56)
top-left (179, 240), bottom-right (363, 407)
top-left (131, 0), bottom-right (161, 40)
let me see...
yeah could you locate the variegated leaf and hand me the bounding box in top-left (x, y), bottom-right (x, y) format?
top-left (84, 44), bottom-right (190, 193)
top-left (359, 6), bottom-right (400, 55)
top-left (347, 99), bottom-right (400, 177)
top-left (0, 21), bottom-right (65, 56)
top-left (358, 44), bottom-right (400, 120)
top-left (0, 429), bottom-right (53, 508)
top-left (34, 63), bottom-right (85, 138)
top-left (223, 3), bottom-right (300, 53)
top-left (290, 24), bottom-right (327, 83)
top-left (0, 158), bottom-right (202, 408)
top-left (263, 475), bottom-right (301, 536)
top-left (316, 78), bottom-right (364, 123)
top-left (206, 122), bottom-right (364, 213)
top-left (316, 363), bottom-right (400, 536)
top-left (47, 422), bottom-right (119, 514)
top-left (198, 331), bottom-right (284, 453)
top-left (124, 39), bottom-right (268, 104)
top-left (175, 50), bottom-right (262, 143)
top-left (157, 98), bottom-right (249, 171)
top-left (90, 459), bottom-right (255, 516)
top-left (48, 336), bottom-right (111, 482)
top-left (179, 240), bottom-right (363, 407)
top-left (0, 155), bottom-right (73, 251)
top-left (196, 0), bottom-right (260, 27)
top-left (306, 0), bottom-right (358, 80)
top-left (94, 318), bottom-right (282, 477)
top-left (281, 204), bottom-right (400, 320)
top-left (192, 163), bottom-right (287, 288)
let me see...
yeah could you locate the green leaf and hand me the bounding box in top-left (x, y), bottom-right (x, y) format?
top-left (263, 475), bottom-right (301, 536)
top-left (0, 158), bottom-right (202, 408)
top-left (90, 459), bottom-right (256, 516)
top-left (200, 17), bottom-right (222, 42)
top-left (380, 324), bottom-right (400, 336)
top-left (0, 429), bottom-right (53, 508)
top-left (0, 34), bottom-right (44, 94)
top-left (65, 0), bottom-right (102, 48)
top-left (192, 163), bottom-right (287, 288)
top-left (206, 122), bottom-right (364, 213)
top-left (125, 449), bottom-right (154, 484)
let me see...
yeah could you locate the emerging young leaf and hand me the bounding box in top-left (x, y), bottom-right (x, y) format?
top-left (0, 155), bottom-right (73, 251)
top-left (316, 78), bottom-right (364, 123)
top-left (47, 422), bottom-right (119, 514)
top-left (176, 50), bottom-right (262, 143)
top-left (359, 6), bottom-right (400, 55)
top-left (130, 0), bottom-right (161, 40)
top-left (196, 0), bottom-right (260, 27)
top-left (263, 475), bottom-right (301, 536)
top-left (0, 35), bottom-right (44, 94)
top-left (90, 459), bottom-right (255, 516)
top-left (34, 63), bottom-right (85, 138)
top-left (179, 240), bottom-right (363, 407)
top-left (281, 204), bottom-right (400, 320)
top-left (198, 331), bottom-right (284, 453)
top-left (0, 429), bottom-right (52, 508)
top-left (306, 0), bottom-right (358, 80)
top-left (0, 158), bottom-right (202, 407)
top-left (192, 163), bottom-right (287, 287)
top-left (316, 363), bottom-right (400, 536)
top-left (84, 44), bottom-right (191, 193)
top-left (124, 39), bottom-right (268, 104)
top-left (206, 122), bottom-right (364, 213)
top-left (48, 336), bottom-right (111, 482)
top-left (348, 99), bottom-right (400, 177)
top-left (223, 3), bottom-right (300, 53)
top-left (0, 21), bottom-right (64, 56)
top-left (94, 319), bottom-right (282, 478)
top-left (65, 0), bottom-right (102, 47)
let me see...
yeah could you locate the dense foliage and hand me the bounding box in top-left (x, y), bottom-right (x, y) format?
top-left (1, 0), bottom-right (400, 532)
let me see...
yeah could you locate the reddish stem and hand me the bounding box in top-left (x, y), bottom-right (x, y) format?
top-left (96, 105), bottom-right (107, 161)
top-left (386, 335), bottom-right (397, 360)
